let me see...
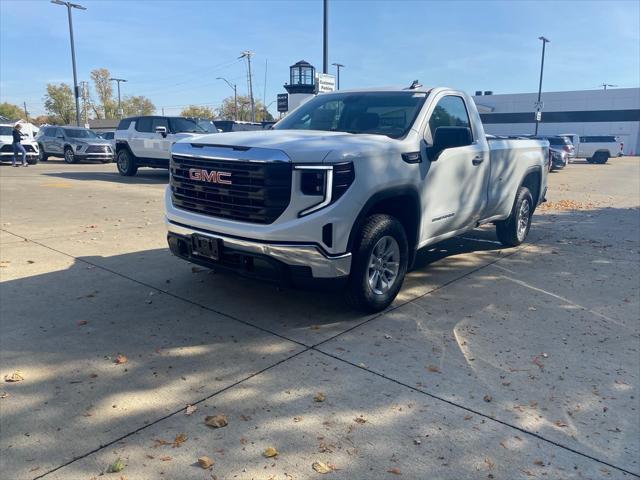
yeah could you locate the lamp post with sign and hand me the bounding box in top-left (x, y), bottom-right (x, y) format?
top-left (534, 36), bottom-right (550, 135)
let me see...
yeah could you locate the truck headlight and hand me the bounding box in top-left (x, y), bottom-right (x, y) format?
top-left (296, 162), bottom-right (354, 217)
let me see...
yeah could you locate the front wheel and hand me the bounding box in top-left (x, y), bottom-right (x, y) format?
top-left (38, 145), bottom-right (48, 162)
top-left (26, 156), bottom-right (38, 165)
top-left (116, 149), bottom-right (138, 176)
top-left (345, 214), bottom-right (408, 313)
top-left (496, 186), bottom-right (533, 247)
top-left (63, 147), bottom-right (76, 164)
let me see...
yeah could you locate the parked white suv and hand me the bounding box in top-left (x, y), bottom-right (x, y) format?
top-left (0, 124), bottom-right (39, 164)
top-left (560, 134), bottom-right (620, 164)
top-left (114, 116), bottom-right (208, 176)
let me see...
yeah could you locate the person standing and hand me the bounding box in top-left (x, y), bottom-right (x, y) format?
top-left (12, 123), bottom-right (28, 167)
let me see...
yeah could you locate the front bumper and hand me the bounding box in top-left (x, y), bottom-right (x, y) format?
top-left (167, 220), bottom-right (351, 280)
top-left (76, 153), bottom-right (113, 161)
top-left (0, 151), bottom-right (38, 158)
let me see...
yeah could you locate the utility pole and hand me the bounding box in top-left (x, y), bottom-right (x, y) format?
top-left (51, 0), bottom-right (86, 126)
top-left (323, 0), bottom-right (329, 74)
top-left (162, 107), bottom-right (165, 116)
top-left (534, 36), bottom-right (549, 136)
top-left (23, 102), bottom-right (29, 121)
top-left (263, 59), bottom-right (268, 120)
top-left (332, 62), bottom-right (344, 89)
top-left (601, 83), bottom-right (617, 90)
top-left (110, 77), bottom-right (127, 118)
top-left (217, 77), bottom-right (238, 121)
top-left (239, 51), bottom-right (255, 122)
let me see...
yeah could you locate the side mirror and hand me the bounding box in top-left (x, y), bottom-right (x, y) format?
top-left (155, 126), bottom-right (168, 137)
top-left (428, 126), bottom-right (473, 161)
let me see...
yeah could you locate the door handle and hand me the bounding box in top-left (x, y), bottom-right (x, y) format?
top-left (472, 156), bottom-right (484, 166)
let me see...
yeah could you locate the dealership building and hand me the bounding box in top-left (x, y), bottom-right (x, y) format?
top-left (473, 87), bottom-right (639, 155)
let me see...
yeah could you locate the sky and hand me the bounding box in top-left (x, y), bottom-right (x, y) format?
top-left (1, 0), bottom-right (639, 118)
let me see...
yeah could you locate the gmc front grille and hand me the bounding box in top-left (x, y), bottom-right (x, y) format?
top-left (170, 154), bottom-right (292, 224)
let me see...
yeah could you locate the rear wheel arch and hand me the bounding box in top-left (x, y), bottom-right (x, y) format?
top-left (348, 187), bottom-right (421, 266)
top-left (520, 167), bottom-right (542, 207)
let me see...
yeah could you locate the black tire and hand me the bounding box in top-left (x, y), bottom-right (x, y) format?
top-left (345, 214), bottom-right (409, 313)
top-left (116, 149), bottom-right (138, 176)
top-left (586, 157), bottom-right (595, 164)
top-left (496, 186), bottom-right (533, 247)
top-left (594, 152), bottom-right (608, 164)
top-left (38, 145), bottom-right (48, 162)
top-left (26, 156), bottom-right (38, 165)
top-left (63, 146), bottom-right (76, 164)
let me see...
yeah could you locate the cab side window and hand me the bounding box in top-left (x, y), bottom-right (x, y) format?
top-left (151, 117), bottom-right (169, 132)
top-left (136, 117), bottom-right (153, 133)
top-left (429, 96), bottom-right (472, 138)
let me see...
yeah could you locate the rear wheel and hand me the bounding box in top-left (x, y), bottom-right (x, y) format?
top-left (26, 156), bottom-right (38, 165)
top-left (63, 146), bottom-right (76, 164)
top-left (116, 149), bottom-right (138, 176)
top-left (593, 151), bottom-right (609, 164)
top-left (496, 186), bottom-right (533, 247)
top-left (345, 214), bottom-right (408, 313)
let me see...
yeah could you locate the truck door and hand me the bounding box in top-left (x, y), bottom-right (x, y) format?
top-left (130, 117), bottom-right (153, 159)
top-left (420, 94), bottom-right (490, 240)
top-left (150, 117), bottom-right (171, 159)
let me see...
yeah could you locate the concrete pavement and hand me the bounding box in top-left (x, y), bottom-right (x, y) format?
top-left (1, 157), bottom-right (638, 479)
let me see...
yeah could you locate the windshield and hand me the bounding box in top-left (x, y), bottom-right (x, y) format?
top-left (0, 126), bottom-right (12, 135)
top-left (274, 91), bottom-right (427, 138)
top-left (169, 117), bottom-right (207, 133)
top-left (65, 129), bottom-right (98, 139)
top-left (197, 120), bottom-right (219, 133)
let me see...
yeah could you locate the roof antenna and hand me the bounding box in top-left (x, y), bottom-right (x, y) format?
top-left (407, 80), bottom-right (422, 90)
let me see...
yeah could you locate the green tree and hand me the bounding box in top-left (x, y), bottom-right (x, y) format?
top-left (33, 114), bottom-right (59, 125)
top-left (216, 95), bottom-right (274, 122)
top-left (121, 96), bottom-right (156, 116)
top-left (43, 83), bottom-right (75, 125)
top-left (0, 102), bottom-right (24, 121)
top-left (180, 105), bottom-right (215, 119)
top-left (90, 68), bottom-right (116, 119)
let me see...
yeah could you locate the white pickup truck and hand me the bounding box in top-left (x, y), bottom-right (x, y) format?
top-left (165, 85), bottom-right (548, 311)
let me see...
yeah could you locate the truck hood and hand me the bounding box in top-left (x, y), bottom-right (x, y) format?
top-left (181, 129), bottom-right (409, 164)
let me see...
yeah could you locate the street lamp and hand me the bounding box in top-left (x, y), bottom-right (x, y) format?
top-left (534, 35), bottom-right (550, 136)
top-left (110, 78), bottom-right (127, 118)
top-left (217, 77), bottom-right (238, 121)
top-left (332, 63), bottom-right (344, 90)
top-left (51, 0), bottom-right (86, 126)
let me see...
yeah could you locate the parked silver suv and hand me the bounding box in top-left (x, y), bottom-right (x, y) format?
top-left (36, 126), bottom-right (113, 164)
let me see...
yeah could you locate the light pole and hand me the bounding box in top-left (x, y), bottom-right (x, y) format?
top-left (110, 77), bottom-right (127, 118)
top-left (332, 63), bottom-right (344, 90)
top-left (323, 0), bottom-right (329, 74)
top-left (51, 0), bottom-right (86, 126)
top-left (534, 35), bottom-right (549, 136)
top-left (217, 77), bottom-right (238, 121)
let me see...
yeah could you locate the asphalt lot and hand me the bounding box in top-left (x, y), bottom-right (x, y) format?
top-left (1, 156), bottom-right (638, 480)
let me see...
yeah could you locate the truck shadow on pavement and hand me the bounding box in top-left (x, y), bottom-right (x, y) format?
top-left (44, 169), bottom-right (169, 185)
top-left (1, 207), bottom-right (638, 479)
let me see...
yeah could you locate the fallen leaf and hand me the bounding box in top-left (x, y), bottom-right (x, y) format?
top-left (463, 415), bottom-right (472, 420)
top-left (532, 356), bottom-right (545, 370)
top-left (353, 416), bottom-right (367, 424)
top-left (160, 456), bottom-right (172, 462)
top-left (387, 467), bottom-right (402, 475)
top-left (554, 420), bottom-right (568, 428)
top-left (185, 404), bottom-right (197, 415)
top-left (483, 395), bottom-right (492, 403)
top-left (77, 320), bottom-right (88, 326)
top-left (172, 433), bottom-right (187, 447)
top-left (293, 416), bottom-right (303, 422)
top-left (108, 458), bottom-right (125, 473)
top-left (484, 457), bottom-right (495, 470)
top-left (115, 354), bottom-right (128, 365)
top-left (0, 392), bottom-right (9, 399)
top-left (263, 446), bottom-right (278, 458)
top-left (313, 392), bottom-right (326, 402)
top-left (27, 260), bottom-right (35, 264)
top-left (153, 439), bottom-right (170, 448)
top-left (312, 461), bottom-right (333, 474)
top-left (533, 459), bottom-right (545, 466)
top-left (198, 456), bottom-right (214, 469)
top-left (4, 372), bottom-right (24, 382)
top-left (205, 415), bottom-right (228, 428)
top-left (191, 266), bottom-right (204, 273)
top-left (427, 365), bottom-right (441, 373)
